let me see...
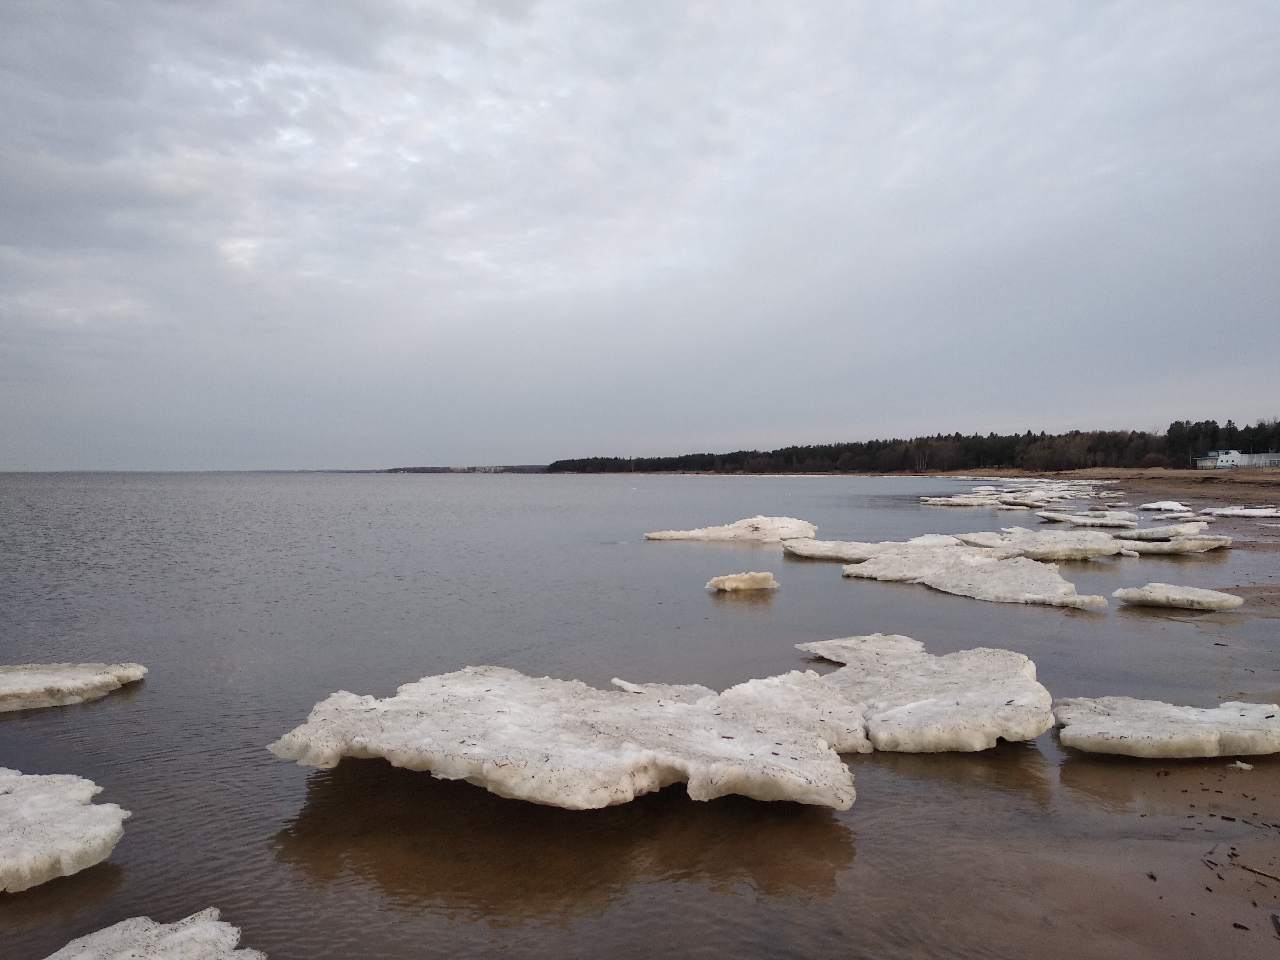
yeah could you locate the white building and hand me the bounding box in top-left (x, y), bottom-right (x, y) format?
top-left (1194, 449), bottom-right (1280, 469)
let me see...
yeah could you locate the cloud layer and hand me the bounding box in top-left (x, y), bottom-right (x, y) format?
top-left (3, 1), bottom-right (1278, 468)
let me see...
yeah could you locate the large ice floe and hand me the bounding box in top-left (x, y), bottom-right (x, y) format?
top-left (951, 527), bottom-right (1123, 561)
top-left (840, 546), bottom-right (1107, 609)
top-left (0, 768), bottom-right (129, 893)
top-left (269, 666), bottom-right (856, 810)
top-left (1036, 510), bottom-right (1137, 528)
top-left (1112, 536), bottom-right (1232, 555)
top-left (622, 634), bottom-right (1053, 753)
top-left (1054, 697), bottom-right (1280, 757)
top-left (644, 516), bottom-right (816, 542)
top-left (0, 663), bottom-right (146, 713)
top-left (1112, 583), bottom-right (1244, 611)
top-left (782, 534), bottom-right (961, 562)
top-left (45, 908), bottom-right (266, 959)
top-left (796, 635), bottom-right (1054, 751)
top-left (705, 571), bottom-right (778, 592)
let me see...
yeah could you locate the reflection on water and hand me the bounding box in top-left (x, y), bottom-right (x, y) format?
top-left (274, 760), bottom-right (856, 922)
top-left (0, 864), bottom-right (123, 942)
top-left (860, 740), bottom-right (1056, 809)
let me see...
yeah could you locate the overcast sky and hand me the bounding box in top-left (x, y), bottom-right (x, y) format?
top-left (2, 2), bottom-right (1278, 469)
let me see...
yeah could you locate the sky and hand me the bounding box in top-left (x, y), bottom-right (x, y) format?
top-left (2, 1), bottom-right (1278, 469)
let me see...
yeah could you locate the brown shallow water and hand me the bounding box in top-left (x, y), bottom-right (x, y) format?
top-left (2, 472), bottom-right (1279, 958)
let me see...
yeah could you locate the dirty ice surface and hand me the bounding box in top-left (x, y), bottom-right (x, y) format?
top-left (1054, 697), bottom-right (1280, 758)
top-left (1111, 583), bottom-right (1244, 611)
top-left (644, 516), bottom-right (817, 542)
top-left (44, 908), bottom-right (267, 959)
top-left (0, 663), bottom-right (147, 713)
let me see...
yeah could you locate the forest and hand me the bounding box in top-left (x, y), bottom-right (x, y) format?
top-left (547, 419), bottom-right (1280, 474)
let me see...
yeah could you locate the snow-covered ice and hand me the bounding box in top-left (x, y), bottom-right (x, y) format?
top-left (0, 663), bottom-right (146, 713)
top-left (1054, 697), bottom-right (1280, 757)
top-left (705, 571), bottom-right (778, 592)
top-left (1112, 536), bottom-right (1231, 555)
top-left (269, 666), bottom-right (856, 810)
top-left (1200, 506), bottom-right (1280, 518)
top-left (841, 546), bottom-right (1107, 610)
top-left (1036, 511), bottom-right (1137, 529)
top-left (952, 527), bottom-right (1123, 561)
top-left (1139, 501), bottom-right (1191, 512)
top-left (0, 768), bottom-right (129, 893)
top-left (644, 516), bottom-right (817, 542)
top-left (1112, 583), bottom-right (1243, 610)
top-left (1117, 522), bottom-right (1209, 541)
top-left (797, 635), bottom-right (1054, 751)
top-left (783, 534), bottom-right (962, 562)
top-left (44, 908), bottom-right (266, 959)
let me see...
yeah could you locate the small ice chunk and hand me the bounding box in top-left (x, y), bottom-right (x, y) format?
top-left (0, 768), bottom-right (129, 893)
top-left (1054, 697), bottom-right (1280, 757)
top-left (1139, 501), bottom-right (1191, 512)
top-left (705, 571), bottom-right (778, 592)
top-left (269, 666), bottom-right (856, 810)
top-left (920, 494), bottom-right (1002, 507)
top-left (0, 663), bottom-right (147, 713)
top-left (1112, 536), bottom-right (1231, 555)
top-left (44, 907), bottom-right (266, 959)
top-left (953, 527), bottom-right (1124, 561)
top-left (1112, 583), bottom-right (1244, 610)
top-left (797, 635), bottom-right (1053, 752)
top-left (842, 547), bottom-right (1107, 610)
top-left (644, 516), bottom-right (817, 542)
top-left (1118, 522), bottom-right (1209, 541)
top-left (783, 534), bottom-right (961, 562)
top-left (1231, 760), bottom-right (1253, 771)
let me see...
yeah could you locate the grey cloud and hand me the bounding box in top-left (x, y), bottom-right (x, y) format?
top-left (1, 1), bottom-right (1278, 468)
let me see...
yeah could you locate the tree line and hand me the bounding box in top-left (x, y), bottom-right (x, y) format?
top-left (547, 419), bottom-right (1280, 474)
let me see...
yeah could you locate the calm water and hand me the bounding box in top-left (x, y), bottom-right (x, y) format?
top-left (2, 473), bottom-right (1278, 959)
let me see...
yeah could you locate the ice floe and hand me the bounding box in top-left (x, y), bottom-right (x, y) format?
top-left (1117, 522), bottom-right (1209, 540)
top-left (1200, 506), bottom-right (1280, 518)
top-left (796, 635), bottom-right (1054, 751)
top-left (1112, 536), bottom-right (1232, 555)
top-left (269, 666), bottom-right (856, 810)
top-left (1054, 697), bottom-right (1280, 757)
top-left (0, 768), bottom-right (129, 893)
top-left (952, 527), bottom-right (1123, 561)
top-left (1112, 583), bottom-right (1244, 610)
top-left (783, 534), bottom-right (962, 562)
top-left (1139, 501), bottom-right (1191, 512)
top-left (705, 571), bottom-right (778, 592)
top-left (0, 663), bottom-right (146, 713)
top-left (644, 516), bottom-right (817, 542)
top-left (1036, 510), bottom-right (1137, 528)
top-left (45, 908), bottom-right (266, 959)
top-left (841, 547), bottom-right (1107, 609)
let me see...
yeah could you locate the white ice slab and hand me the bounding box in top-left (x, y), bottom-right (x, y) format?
top-left (269, 666), bottom-right (856, 810)
top-left (0, 663), bottom-right (147, 713)
top-left (797, 635), bottom-right (1054, 752)
top-left (1139, 501), bottom-right (1191, 512)
top-left (783, 534), bottom-right (961, 562)
top-left (1112, 582), bottom-right (1243, 610)
top-left (0, 768), bottom-right (129, 893)
top-left (952, 527), bottom-right (1123, 561)
top-left (45, 908), bottom-right (266, 959)
top-left (841, 547), bottom-right (1107, 610)
top-left (1054, 697), bottom-right (1280, 757)
top-left (1200, 506), bottom-right (1280, 518)
top-left (1036, 511), bottom-right (1137, 529)
top-left (1118, 522), bottom-right (1209, 541)
top-left (1113, 536), bottom-right (1231, 555)
top-left (644, 516), bottom-right (817, 542)
top-left (705, 571), bottom-right (778, 592)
